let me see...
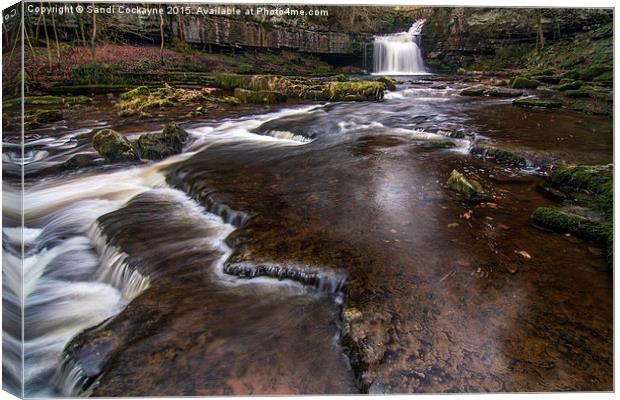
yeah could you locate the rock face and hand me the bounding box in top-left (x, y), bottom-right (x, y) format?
top-left (92, 129), bottom-right (139, 162)
top-left (421, 8), bottom-right (612, 68)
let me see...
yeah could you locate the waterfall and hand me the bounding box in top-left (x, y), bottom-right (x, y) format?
top-left (373, 19), bottom-right (427, 75)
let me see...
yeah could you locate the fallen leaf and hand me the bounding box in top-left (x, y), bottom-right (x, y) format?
top-left (448, 222), bottom-right (459, 229)
top-left (484, 216), bottom-right (494, 222)
top-left (507, 265), bottom-right (519, 274)
top-left (461, 210), bottom-right (474, 220)
top-left (499, 224), bottom-right (510, 230)
top-left (456, 259), bottom-right (471, 267)
top-left (516, 250), bottom-right (531, 260)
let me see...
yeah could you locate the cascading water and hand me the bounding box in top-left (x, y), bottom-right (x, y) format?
top-left (373, 19), bottom-right (427, 75)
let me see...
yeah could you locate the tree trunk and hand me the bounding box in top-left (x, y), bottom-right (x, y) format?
top-left (537, 11), bottom-right (545, 50)
top-left (49, 3), bottom-right (61, 61)
top-left (160, 11), bottom-right (165, 66)
top-left (40, 2), bottom-right (52, 70)
top-left (90, 11), bottom-right (97, 62)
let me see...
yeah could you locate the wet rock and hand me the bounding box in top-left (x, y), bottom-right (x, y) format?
top-left (137, 123), bottom-right (189, 160)
top-left (430, 84), bottom-right (447, 89)
top-left (531, 205), bottom-right (606, 242)
top-left (533, 164), bottom-right (612, 265)
top-left (62, 153), bottom-right (103, 170)
top-left (510, 76), bottom-right (540, 89)
top-left (487, 89), bottom-right (523, 97)
top-left (375, 76), bottom-right (397, 91)
top-left (460, 88), bottom-right (486, 96)
top-left (120, 85), bottom-right (149, 101)
top-left (233, 88), bottom-right (287, 104)
top-left (557, 80), bottom-right (582, 91)
top-left (512, 98), bottom-right (562, 109)
top-left (92, 129), bottom-right (139, 162)
top-left (34, 109), bottom-right (63, 124)
top-left (471, 146), bottom-right (528, 167)
top-left (326, 81), bottom-right (385, 101)
top-left (563, 89), bottom-right (590, 98)
top-left (447, 169), bottom-right (490, 202)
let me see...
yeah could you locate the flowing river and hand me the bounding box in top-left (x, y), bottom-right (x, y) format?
top-left (2, 77), bottom-right (612, 395)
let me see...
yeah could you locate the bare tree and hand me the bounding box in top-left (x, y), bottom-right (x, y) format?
top-left (40, 2), bottom-right (52, 69)
top-left (90, 6), bottom-right (97, 62)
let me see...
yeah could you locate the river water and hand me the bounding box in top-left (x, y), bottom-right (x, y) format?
top-left (2, 77), bottom-right (612, 395)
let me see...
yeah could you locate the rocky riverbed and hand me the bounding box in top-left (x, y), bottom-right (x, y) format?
top-left (2, 74), bottom-right (612, 396)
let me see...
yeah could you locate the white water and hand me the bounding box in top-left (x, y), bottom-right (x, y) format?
top-left (2, 105), bottom-right (326, 396)
top-left (373, 19), bottom-right (428, 75)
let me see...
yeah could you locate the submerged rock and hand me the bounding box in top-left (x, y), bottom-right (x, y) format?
top-left (471, 146), bottom-right (528, 167)
top-left (487, 89), bottom-right (523, 97)
top-left (137, 123), bottom-right (189, 160)
top-left (532, 164), bottom-right (613, 265)
top-left (34, 109), bottom-right (63, 124)
top-left (460, 88), bottom-right (486, 96)
top-left (92, 129), bottom-right (139, 162)
top-left (447, 169), bottom-right (490, 202)
top-left (512, 98), bottom-right (562, 109)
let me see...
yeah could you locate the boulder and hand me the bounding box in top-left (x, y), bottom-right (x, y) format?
top-left (137, 123), bottom-right (189, 160)
top-left (92, 129), bottom-right (139, 162)
top-left (34, 109), bottom-right (63, 124)
top-left (447, 169), bottom-right (490, 202)
top-left (375, 76), bottom-right (397, 91)
top-left (510, 76), bottom-right (540, 89)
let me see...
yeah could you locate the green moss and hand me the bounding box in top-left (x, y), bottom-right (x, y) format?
top-left (593, 70), bottom-right (613, 82)
top-left (236, 64), bottom-right (255, 74)
top-left (512, 98), bottom-right (562, 109)
top-left (24, 96), bottom-right (63, 106)
top-left (120, 86), bottom-right (150, 101)
top-left (563, 89), bottom-right (590, 98)
top-left (510, 76), bottom-right (540, 89)
top-left (460, 88), bottom-right (486, 96)
top-left (376, 76), bottom-right (396, 91)
top-left (233, 88), bottom-right (287, 104)
top-left (580, 64), bottom-right (612, 81)
top-left (531, 206), bottom-right (606, 242)
top-left (326, 81), bottom-right (384, 101)
top-left (64, 95), bottom-right (92, 106)
top-left (447, 169), bottom-right (490, 202)
top-left (557, 80), bottom-right (582, 91)
top-left (34, 109), bottom-right (63, 124)
top-left (214, 74), bottom-right (253, 90)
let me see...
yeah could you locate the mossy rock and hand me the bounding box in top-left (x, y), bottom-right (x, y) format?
top-left (376, 76), bottom-right (397, 91)
top-left (531, 206), bottom-right (606, 242)
top-left (234, 88), bottom-right (287, 104)
top-left (487, 89), bottom-right (523, 97)
top-left (34, 109), bottom-right (63, 124)
top-left (214, 74), bottom-right (253, 90)
top-left (557, 81), bottom-right (582, 91)
top-left (580, 64), bottom-right (612, 81)
top-left (48, 84), bottom-right (132, 95)
top-left (23, 96), bottom-right (64, 106)
top-left (563, 89), bottom-right (590, 98)
top-left (460, 88), bottom-right (486, 96)
top-left (547, 165), bottom-right (612, 201)
top-left (326, 81), bottom-right (384, 101)
top-left (92, 129), bottom-right (139, 162)
top-left (531, 75), bottom-right (561, 84)
top-left (120, 86), bottom-right (150, 101)
top-left (303, 90), bottom-right (331, 101)
top-left (137, 123), bottom-right (189, 160)
top-left (510, 76), bottom-right (540, 89)
top-left (64, 95), bottom-right (93, 106)
top-left (562, 70), bottom-right (581, 80)
top-left (512, 98), bottom-right (562, 109)
top-left (333, 74), bottom-right (348, 82)
top-left (593, 71), bottom-right (612, 83)
top-left (447, 169), bottom-right (490, 202)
